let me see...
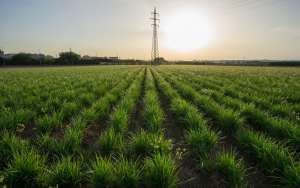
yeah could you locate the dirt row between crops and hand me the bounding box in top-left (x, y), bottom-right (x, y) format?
top-left (152, 72), bottom-right (226, 188)
top-left (128, 68), bottom-right (147, 134)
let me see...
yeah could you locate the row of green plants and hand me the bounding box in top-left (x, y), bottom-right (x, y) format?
top-left (1, 65), bottom-right (299, 187)
top-left (164, 70), bottom-right (300, 151)
top-left (92, 68), bottom-right (177, 187)
top-left (0, 67), bottom-right (178, 188)
top-left (37, 69), bottom-right (140, 157)
top-left (0, 67), bottom-right (135, 132)
top-left (143, 69), bottom-right (165, 134)
top-left (0, 67), bottom-right (146, 187)
top-left (162, 65), bottom-right (299, 106)
top-left (98, 68), bottom-right (145, 155)
top-left (134, 69), bottom-right (177, 187)
top-left (0, 133), bottom-right (177, 188)
top-left (96, 68), bottom-right (177, 188)
top-left (163, 67), bottom-right (300, 123)
top-left (176, 67), bottom-right (300, 119)
top-left (128, 69), bottom-right (172, 158)
top-left (35, 77), bottom-right (119, 133)
top-left (0, 68), bottom-right (113, 110)
top-left (152, 69), bottom-right (248, 188)
top-left (174, 65), bottom-right (300, 105)
top-left (158, 68), bottom-right (300, 187)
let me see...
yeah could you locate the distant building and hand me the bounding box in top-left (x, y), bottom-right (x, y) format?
top-left (80, 55), bottom-right (119, 64)
top-left (0, 49), bottom-right (4, 56)
top-left (109, 56), bottom-right (119, 60)
top-left (82, 56), bottom-right (119, 61)
top-left (82, 55), bottom-right (93, 60)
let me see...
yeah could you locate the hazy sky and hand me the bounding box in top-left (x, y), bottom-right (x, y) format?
top-left (1, 0), bottom-right (300, 60)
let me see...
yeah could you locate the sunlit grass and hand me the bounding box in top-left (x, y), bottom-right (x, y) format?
top-left (144, 154), bottom-right (178, 188)
top-left (4, 149), bottom-right (45, 188)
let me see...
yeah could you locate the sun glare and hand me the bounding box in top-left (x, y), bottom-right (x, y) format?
top-left (163, 11), bottom-right (214, 52)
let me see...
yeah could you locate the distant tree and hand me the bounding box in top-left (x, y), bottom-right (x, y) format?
top-left (10, 53), bottom-right (37, 65)
top-left (58, 51), bottom-right (81, 65)
top-left (42, 55), bottom-right (55, 65)
top-left (0, 57), bottom-right (3, 65)
top-left (153, 57), bottom-right (167, 64)
top-left (0, 49), bottom-right (3, 65)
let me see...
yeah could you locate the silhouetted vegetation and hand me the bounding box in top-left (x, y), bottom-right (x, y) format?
top-left (10, 53), bottom-right (37, 65)
top-left (1, 51), bottom-right (300, 66)
top-left (0, 57), bottom-right (4, 65)
top-left (0, 53), bottom-right (55, 66)
top-left (58, 51), bottom-right (81, 65)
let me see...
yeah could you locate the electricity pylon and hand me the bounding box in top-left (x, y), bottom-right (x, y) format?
top-left (150, 7), bottom-right (159, 65)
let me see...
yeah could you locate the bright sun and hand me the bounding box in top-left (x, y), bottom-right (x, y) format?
top-left (163, 11), bottom-right (214, 52)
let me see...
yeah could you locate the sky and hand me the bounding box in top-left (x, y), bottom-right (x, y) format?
top-left (0, 0), bottom-right (300, 60)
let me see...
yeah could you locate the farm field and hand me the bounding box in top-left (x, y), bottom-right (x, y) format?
top-left (0, 65), bottom-right (300, 188)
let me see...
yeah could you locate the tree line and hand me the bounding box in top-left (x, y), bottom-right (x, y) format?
top-left (0, 52), bottom-right (129, 66)
top-left (1, 51), bottom-right (300, 66)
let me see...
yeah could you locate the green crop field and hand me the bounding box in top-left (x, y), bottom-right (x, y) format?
top-left (0, 65), bottom-right (300, 188)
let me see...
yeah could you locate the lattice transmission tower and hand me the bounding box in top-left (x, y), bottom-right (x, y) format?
top-left (150, 7), bottom-right (159, 64)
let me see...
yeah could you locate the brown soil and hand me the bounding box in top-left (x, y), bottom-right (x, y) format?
top-left (82, 120), bottom-right (108, 152)
top-left (17, 122), bottom-right (38, 140)
top-left (51, 123), bottom-right (69, 139)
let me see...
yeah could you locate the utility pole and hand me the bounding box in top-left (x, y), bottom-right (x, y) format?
top-left (150, 7), bottom-right (159, 65)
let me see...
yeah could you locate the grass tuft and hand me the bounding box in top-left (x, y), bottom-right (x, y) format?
top-left (81, 108), bottom-right (97, 124)
top-left (58, 128), bottom-right (83, 155)
top-left (143, 90), bottom-right (164, 133)
top-left (185, 128), bottom-right (218, 157)
top-left (4, 149), bottom-right (45, 188)
top-left (60, 102), bottom-right (79, 120)
top-left (44, 157), bottom-right (82, 187)
top-left (0, 132), bottom-right (29, 168)
top-left (90, 156), bottom-right (114, 188)
top-left (36, 112), bottom-right (62, 133)
top-left (114, 156), bottom-right (140, 188)
top-left (99, 128), bottom-right (124, 155)
top-left (144, 154), bottom-right (178, 188)
top-left (111, 108), bottom-right (128, 133)
top-left (213, 151), bottom-right (247, 188)
top-left (37, 133), bottom-right (57, 154)
top-left (281, 163), bottom-right (300, 187)
top-left (129, 130), bottom-right (172, 157)
top-left (236, 129), bottom-right (294, 173)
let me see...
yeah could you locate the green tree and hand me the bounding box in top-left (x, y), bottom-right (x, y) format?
top-left (11, 53), bottom-right (36, 65)
top-left (58, 51), bottom-right (81, 65)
